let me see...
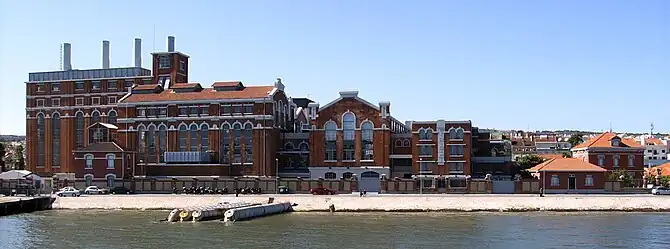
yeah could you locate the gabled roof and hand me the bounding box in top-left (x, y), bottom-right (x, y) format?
top-left (528, 158), bottom-right (607, 172)
top-left (319, 91), bottom-right (380, 112)
top-left (87, 122), bottom-right (118, 130)
top-left (73, 142), bottom-right (125, 152)
top-left (571, 132), bottom-right (642, 150)
top-left (647, 162), bottom-right (670, 176)
top-left (644, 137), bottom-right (666, 146)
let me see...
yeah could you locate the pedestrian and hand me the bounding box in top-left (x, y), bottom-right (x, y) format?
top-left (235, 189), bottom-right (239, 197)
top-left (363, 189), bottom-right (367, 196)
top-left (359, 191), bottom-right (363, 197)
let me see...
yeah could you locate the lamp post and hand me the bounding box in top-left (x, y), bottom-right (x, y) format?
top-left (275, 158), bottom-right (279, 194)
top-left (419, 157), bottom-right (423, 195)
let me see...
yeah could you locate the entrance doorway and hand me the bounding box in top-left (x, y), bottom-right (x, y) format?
top-left (568, 174), bottom-right (576, 190)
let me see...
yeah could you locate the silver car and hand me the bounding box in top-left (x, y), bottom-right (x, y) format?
top-left (651, 186), bottom-right (670, 195)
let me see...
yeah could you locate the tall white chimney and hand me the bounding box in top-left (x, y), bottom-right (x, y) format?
top-left (102, 40), bottom-right (110, 69)
top-left (63, 43), bottom-right (72, 71)
top-left (134, 38), bottom-right (142, 67)
top-left (167, 36), bottom-right (175, 52)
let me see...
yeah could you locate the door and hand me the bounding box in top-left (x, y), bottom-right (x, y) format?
top-left (568, 175), bottom-right (576, 190)
top-left (358, 171), bottom-right (381, 192)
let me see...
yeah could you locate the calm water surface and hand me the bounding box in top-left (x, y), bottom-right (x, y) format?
top-left (1, 210), bottom-right (669, 249)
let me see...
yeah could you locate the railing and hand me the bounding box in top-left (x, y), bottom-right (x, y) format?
top-left (164, 151), bottom-right (212, 163)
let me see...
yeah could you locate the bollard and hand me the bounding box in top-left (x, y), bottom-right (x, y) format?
top-left (268, 197), bottom-right (275, 204)
top-left (329, 204), bottom-right (336, 213)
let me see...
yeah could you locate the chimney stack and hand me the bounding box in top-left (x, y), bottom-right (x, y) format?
top-left (167, 36), bottom-right (175, 52)
top-left (102, 40), bottom-right (110, 69)
top-left (134, 38), bottom-right (142, 67)
top-left (63, 43), bottom-right (72, 71)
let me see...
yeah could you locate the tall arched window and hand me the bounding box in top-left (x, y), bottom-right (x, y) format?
top-left (361, 121), bottom-right (374, 160)
top-left (244, 123), bottom-right (253, 163)
top-left (137, 125), bottom-right (146, 161)
top-left (75, 112), bottom-right (84, 148)
top-left (233, 123), bottom-right (242, 163)
top-left (425, 128), bottom-right (434, 140)
top-left (179, 125), bottom-right (187, 152)
top-left (91, 111), bottom-right (101, 124)
top-left (201, 123), bottom-right (209, 152)
top-left (106, 174), bottom-right (115, 187)
top-left (456, 128), bottom-right (464, 139)
top-left (283, 104), bottom-right (288, 130)
top-left (36, 113), bottom-right (45, 167)
top-left (158, 125), bottom-right (167, 163)
top-left (449, 128), bottom-right (457, 139)
top-left (324, 121), bottom-right (337, 161)
top-left (107, 110), bottom-right (117, 125)
top-left (147, 125), bottom-right (156, 163)
top-left (342, 113), bottom-right (355, 161)
top-left (419, 128), bottom-right (426, 140)
top-left (189, 124), bottom-right (199, 151)
top-left (220, 124), bottom-right (231, 163)
top-left (273, 102), bottom-right (279, 127)
top-left (52, 113), bottom-right (61, 166)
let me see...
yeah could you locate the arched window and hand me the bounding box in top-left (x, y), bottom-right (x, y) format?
top-left (425, 128), bottom-right (434, 140)
top-left (107, 110), bottom-right (117, 125)
top-left (342, 172), bottom-right (354, 179)
top-left (189, 123), bottom-right (199, 151)
top-left (244, 123), bottom-right (253, 163)
top-left (36, 113), bottom-right (45, 167)
top-left (273, 102), bottom-right (279, 127)
top-left (449, 128), bottom-right (457, 139)
top-left (52, 113), bottom-right (61, 166)
top-left (158, 125), bottom-right (167, 163)
top-left (299, 142), bottom-right (309, 152)
top-left (106, 154), bottom-right (115, 169)
top-left (201, 123), bottom-right (209, 152)
top-left (285, 142), bottom-right (295, 151)
top-left (220, 123), bottom-right (231, 163)
top-left (91, 111), bottom-right (101, 124)
top-left (343, 113), bottom-right (355, 161)
top-left (85, 175), bottom-right (93, 187)
top-left (324, 172), bottom-right (337, 179)
top-left (403, 139), bottom-right (410, 147)
top-left (75, 112), bottom-right (84, 148)
top-left (283, 104), bottom-right (288, 130)
top-left (324, 121), bottom-right (337, 161)
top-left (85, 155), bottom-right (93, 169)
top-left (361, 121), bottom-right (374, 160)
top-left (179, 125), bottom-right (187, 152)
top-left (419, 128), bottom-right (426, 140)
top-left (456, 128), bottom-right (464, 139)
top-left (147, 125), bottom-right (156, 162)
top-left (106, 175), bottom-right (115, 188)
top-left (233, 123), bottom-right (242, 163)
top-left (395, 140), bottom-right (402, 147)
top-left (137, 126), bottom-right (146, 161)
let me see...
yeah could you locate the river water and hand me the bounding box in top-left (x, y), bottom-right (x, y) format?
top-left (1, 211), bottom-right (669, 249)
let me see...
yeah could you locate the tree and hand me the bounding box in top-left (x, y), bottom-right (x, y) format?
top-left (0, 142), bottom-right (5, 172)
top-left (516, 154), bottom-right (546, 170)
top-left (568, 134), bottom-right (584, 148)
top-left (12, 144), bottom-right (25, 170)
top-left (608, 168), bottom-right (633, 187)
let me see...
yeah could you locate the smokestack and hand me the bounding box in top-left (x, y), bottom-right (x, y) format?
top-left (134, 38), bottom-right (142, 67)
top-left (102, 40), bottom-right (110, 69)
top-left (63, 43), bottom-right (72, 71)
top-left (167, 36), bottom-right (175, 52)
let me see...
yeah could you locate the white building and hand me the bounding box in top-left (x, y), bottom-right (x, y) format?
top-left (637, 136), bottom-right (669, 167)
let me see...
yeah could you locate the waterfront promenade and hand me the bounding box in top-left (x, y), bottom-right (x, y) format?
top-left (52, 194), bottom-right (670, 212)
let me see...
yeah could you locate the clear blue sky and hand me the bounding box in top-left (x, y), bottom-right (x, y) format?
top-left (1, 0), bottom-right (668, 135)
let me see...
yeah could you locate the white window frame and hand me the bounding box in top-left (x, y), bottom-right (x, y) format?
top-left (106, 154), bottom-right (115, 169)
top-left (92, 81), bottom-right (101, 90)
top-left (36, 99), bottom-right (45, 107)
top-left (37, 84), bottom-right (45, 92)
top-left (585, 175), bottom-right (594, 186)
top-left (628, 155), bottom-right (635, 168)
top-left (85, 154), bottom-right (94, 169)
top-left (613, 155), bottom-right (620, 167)
top-left (75, 97), bottom-right (84, 106)
top-left (92, 97), bottom-right (101, 105)
top-left (108, 96), bottom-right (117, 104)
top-left (51, 98), bottom-right (61, 107)
top-left (551, 175), bottom-right (560, 187)
top-left (52, 83), bottom-right (60, 92)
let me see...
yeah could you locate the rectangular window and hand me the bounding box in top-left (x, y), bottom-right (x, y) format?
top-left (125, 80), bottom-right (135, 88)
top-left (75, 97), bottom-right (84, 106)
top-left (179, 60), bottom-right (185, 71)
top-left (613, 155), bottom-right (620, 167)
top-left (200, 106), bottom-right (209, 115)
top-left (107, 155), bottom-right (115, 169)
top-left (36, 99), bottom-right (45, 107)
top-left (343, 141), bottom-right (355, 161)
top-left (52, 98), bottom-right (60, 107)
top-left (108, 96), bottom-right (117, 104)
top-left (598, 155), bottom-right (605, 166)
top-left (108, 80), bottom-right (118, 89)
top-left (419, 145), bottom-right (433, 156)
top-left (551, 175), bottom-right (560, 187)
top-left (234, 105), bottom-right (242, 113)
top-left (190, 106), bottom-right (199, 116)
top-left (244, 105), bottom-right (253, 114)
top-left (585, 175), bottom-right (594, 186)
top-left (92, 97), bottom-right (100, 105)
top-left (222, 105), bottom-right (231, 114)
top-left (75, 81), bottom-right (84, 90)
top-left (628, 155), bottom-right (635, 168)
top-left (138, 108), bottom-right (146, 117)
top-left (325, 141), bottom-right (337, 161)
top-left (449, 162), bottom-right (464, 172)
top-left (37, 84), bottom-right (45, 92)
top-left (92, 81), bottom-right (101, 90)
top-left (449, 145), bottom-right (464, 156)
top-left (52, 83), bottom-right (60, 92)
top-left (159, 108), bottom-right (167, 116)
top-left (179, 107), bottom-right (188, 116)
top-left (85, 156), bottom-right (93, 169)
top-left (159, 55), bottom-right (171, 69)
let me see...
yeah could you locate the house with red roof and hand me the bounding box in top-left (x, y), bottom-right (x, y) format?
top-left (528, 158), bottom-right (607, 193)
top-left (571, 132), bottom-right (645, 186)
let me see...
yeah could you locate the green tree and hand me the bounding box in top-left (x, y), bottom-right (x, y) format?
top-left (568, 134), bottom-right (584, 148)
top-left (608, 168), bottom-right (633, 187)
top-left (12, 144), bottom-right (25, 170)
top-left (0, 142), bottom-right (5, 172)
top-left (516, 154), bottom-right (546, 170)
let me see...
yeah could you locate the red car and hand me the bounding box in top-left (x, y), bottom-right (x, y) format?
top-left (309, 187), bottom-right (336, 195)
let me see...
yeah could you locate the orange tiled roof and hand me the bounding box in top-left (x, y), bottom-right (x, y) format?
top-left (534, 137), bottom-right (558, 143)
top-left (572, 132), bottom-right (642, 149)
top-left (539, 154), bottom-right (565, 160)
top-left (645, 137), bottom-right (665, 146)
top-left (646, 162), bottom-right (670, 176)
top-left (528, 158), bottom-right (607, 172)
top-left (122, 85), bottom-right (274, 103)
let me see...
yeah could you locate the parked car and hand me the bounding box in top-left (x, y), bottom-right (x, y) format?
top-left (108, 186), bottom-right (133, 195)
top-left (278, 186), bottom-right (292, 194)
top-left (56, 187), bottom-right (81, 197)
top-left (651, 186), bottom-right (670, 195)
top-left (84, 186), bottom-right (108, 195)
top-left (309, 187), bottom-right (336, 195)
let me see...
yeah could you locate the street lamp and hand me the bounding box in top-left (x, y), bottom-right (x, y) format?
top-left (419, 158), bottom-right (423, 195)
top-left (275, 158), bottom-right (279, 194)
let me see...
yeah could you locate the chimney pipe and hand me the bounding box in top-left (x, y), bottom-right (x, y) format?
top-left (134, 38), bottom-right (142, 67)
top-left (63, 43), bottom-right (72, 71)
top-left (102, 40), bottom-right (110, 69)
top-left (167, 36), bottom-right (175, 52)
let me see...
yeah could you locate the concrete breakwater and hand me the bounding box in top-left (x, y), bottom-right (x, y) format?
top-left (1, 196), bottom-right (55, 216)
top-left (52, 195), bottom-right (670, 212)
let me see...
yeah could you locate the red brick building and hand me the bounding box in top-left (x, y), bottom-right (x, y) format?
top-left (571, 132), bottom-right (645, 186)
top-left (529, 158), bottom-right (607, 193)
